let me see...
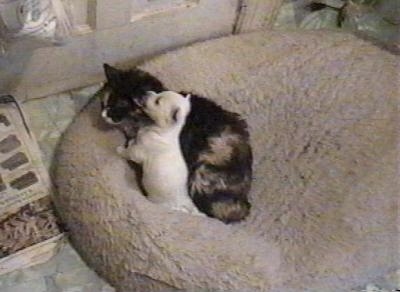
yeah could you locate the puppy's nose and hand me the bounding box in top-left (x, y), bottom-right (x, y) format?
top-left (134, 98), bottom-right (145, 107)
top-left (137, 91), bottom-right (154, 107)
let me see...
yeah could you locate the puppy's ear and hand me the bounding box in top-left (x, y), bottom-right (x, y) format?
top-left (184, 94), bottom-right (191, 100)
top-left (103, 64), bottom-right (121, 84)
top-left (171, 108), bottom-right (180, 123)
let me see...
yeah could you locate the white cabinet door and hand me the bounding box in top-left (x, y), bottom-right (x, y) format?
top-left (0, 0), bottom-right (238, 100)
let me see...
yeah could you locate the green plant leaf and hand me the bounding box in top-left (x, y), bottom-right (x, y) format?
top-left (342, 10), bottom-right (399, 43)
top-left (350, 0), bottom-right (378, 6)
top-left (374, 0), bottom-right (400, 25)
top-left (299, 7), bottom-right (340, 29)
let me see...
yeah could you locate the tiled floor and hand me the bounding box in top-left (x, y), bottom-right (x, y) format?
top-left (0, 241), bottom-right (113, 292)
top-left (21, 84), bottom-right (103, 170)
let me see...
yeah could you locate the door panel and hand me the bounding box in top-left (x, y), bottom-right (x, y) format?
top-left (234, 0), bottom-right (284, 33)
top-left (130, 0), bottom-right (198, 22)
top-left (0, 0), bottom-right (237, 100)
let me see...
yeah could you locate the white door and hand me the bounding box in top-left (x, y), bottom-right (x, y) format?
top-left (0, 0), bottom-right (239, 100)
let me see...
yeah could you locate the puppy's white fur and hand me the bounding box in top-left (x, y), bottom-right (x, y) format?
top-left (117, 91), bottom-right (202, 215)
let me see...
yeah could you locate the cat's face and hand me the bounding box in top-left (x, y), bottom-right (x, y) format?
top-left (138, 91), bottom-right (191, 129)
top-left (101, 64), bottom-right (166, 124)
top-left (101, 87), bottom-right (134, 124)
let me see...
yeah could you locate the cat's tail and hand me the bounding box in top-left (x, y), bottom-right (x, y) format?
top-left (194, 192), bottom-right (250, 223)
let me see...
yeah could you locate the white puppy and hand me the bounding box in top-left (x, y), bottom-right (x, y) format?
top-left (117, 91), bottom-right (202, 215)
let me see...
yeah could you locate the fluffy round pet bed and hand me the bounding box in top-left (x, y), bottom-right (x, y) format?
top-left (54, 30), bottom-right (398, 292)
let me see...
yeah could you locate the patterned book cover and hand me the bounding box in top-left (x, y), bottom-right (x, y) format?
top-left (0, 97), bottom-right (62, 275)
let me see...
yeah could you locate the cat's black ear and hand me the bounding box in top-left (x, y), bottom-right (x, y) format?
top-left (171, 108), bottom-right (180, 123)
top-left (103, 64), bottom-right (121, 83)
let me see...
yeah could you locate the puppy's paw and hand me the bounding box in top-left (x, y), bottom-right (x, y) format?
top-left (191, 209), bottom-right (207, 217)
top-left (116, 145), bottom-right (126, 156)
top-left (174, 205), bottom-right (206, 217)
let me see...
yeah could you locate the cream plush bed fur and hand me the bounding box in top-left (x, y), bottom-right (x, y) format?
top-left (54, 30), bottom-right (399, 292)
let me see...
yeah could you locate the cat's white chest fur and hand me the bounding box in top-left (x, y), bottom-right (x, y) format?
top-left (117, 91), bottom-right (202, 216)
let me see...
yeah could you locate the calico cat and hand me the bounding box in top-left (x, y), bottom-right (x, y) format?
top-left (101, 64), bottom-right (252, 223)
